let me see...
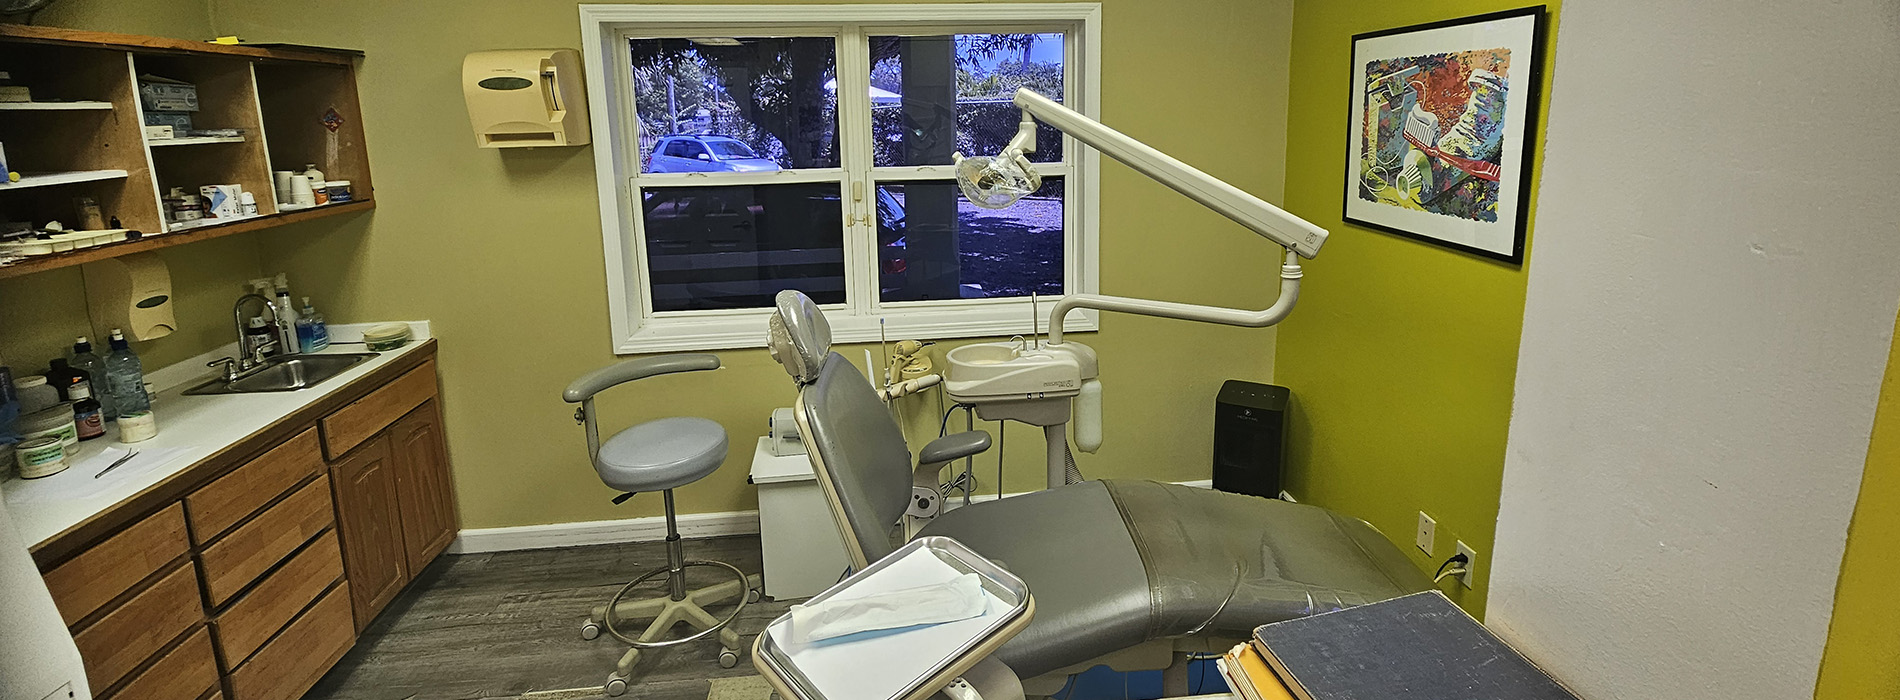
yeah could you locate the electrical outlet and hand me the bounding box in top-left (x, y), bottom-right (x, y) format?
top-left (1454, 540), bottom-right (1477, 588)
top-left (1415, 511), bottom-right (1437, 555)
top-left (1278, 490), bottom-right (1297, 503)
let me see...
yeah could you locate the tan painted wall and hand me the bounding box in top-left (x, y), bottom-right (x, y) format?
top-left (34, 0), bottom-right (213, 41)
top-left (0, 2), bottom-right (274, 374)
top-left (208, 0), bottom-right (1297, 527)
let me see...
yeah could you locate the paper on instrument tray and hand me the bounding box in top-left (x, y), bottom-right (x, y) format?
top-left (768, 550), bottom-right (1012, 700)
top-left (789, 572), bottom-right (987, 643)
top-left (5, 445), bottom-right (193, 504)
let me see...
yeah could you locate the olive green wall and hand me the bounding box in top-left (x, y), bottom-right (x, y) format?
top-left (35, 0), bottom-right (213, 40)
top-left (0, 1), bottom-right (272, 374)
top-left (207, 0), bottom-right (1296, 527)
top-left (1275, 0), bottom-right (1557, 616)
top-left (1815, 308), bottom-right (1900, 700)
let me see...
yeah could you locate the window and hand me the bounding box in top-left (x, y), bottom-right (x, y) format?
top-left (582, 4), bottom-right (1101, 353)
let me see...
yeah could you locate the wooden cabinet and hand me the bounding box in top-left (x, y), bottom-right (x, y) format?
top-left (34, 342), bottom-right (453, 700)
top-left (330, 433), bottom-right (410, 629)
top-left (0, 24), bottom-right (375, 281)
top-left (392, 400), bottom-right (458, 572)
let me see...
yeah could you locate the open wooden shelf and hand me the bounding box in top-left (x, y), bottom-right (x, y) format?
top-left (0, 100), bottom-right (114, 110)
top-left (0, 198), bottom-right (371, 279)
top-left (0, 23), bottom-right (371, 279)
top-left (0, 169), bottom-right (130, 189)
top-left (147, 135), bottom-right (246, 146)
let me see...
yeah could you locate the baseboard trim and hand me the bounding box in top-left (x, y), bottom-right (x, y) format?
top-left (448, 510), bottom-right (761, 555)
top-left (448, 479), bottom-right (1214, 555)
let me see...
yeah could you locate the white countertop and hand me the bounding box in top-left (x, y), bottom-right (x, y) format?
top-left (3, 323), bottom-right (432, 549)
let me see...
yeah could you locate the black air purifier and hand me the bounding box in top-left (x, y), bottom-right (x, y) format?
top-left (1213, 380), bottom-right (1288, 498)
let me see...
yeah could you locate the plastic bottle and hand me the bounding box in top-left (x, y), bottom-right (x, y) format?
top-left (104, 329), bottom-right (152, 418)
top-left (44, 358), bottom-right (89, 401)
top-left (70, 336), bottom-right (115, 420)
top-left (296, 297), bottom-right (331, 353)
top-left (273, 275), bottom-right (300, 353)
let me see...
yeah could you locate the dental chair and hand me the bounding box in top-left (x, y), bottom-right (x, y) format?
top-left (766, 291), bottom-right (1429, 694)
top-left (562, 355), bottom-right (763, 697)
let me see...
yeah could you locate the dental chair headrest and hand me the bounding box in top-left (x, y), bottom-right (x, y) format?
top-left (768, 290), bottom-right (832, 385)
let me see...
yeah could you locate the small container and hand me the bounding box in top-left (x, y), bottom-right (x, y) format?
top-left (16, 436), bottom-right (68, 479)
top-left (13, 375), bottom-right (57, 415)
top-left (326, 180), bottom-right (353, 203)
top-left (289, 175), bottom-right (316, 206)
top-left (362, 323), bottom-right (412, 351)
top-left (311, 180), bottom-right (329, 205)
top-left (75, 196), bottom-right (105, 230)
top-left (18, 404), bottom-right (78, 457)
top-left (239, 191), bottom-right (259, 216)
top-left (118, 410), bottom-right (158, 443)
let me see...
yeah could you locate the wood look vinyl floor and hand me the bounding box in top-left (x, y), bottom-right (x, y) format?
top-left (305, 536), bottom-right (796, 700)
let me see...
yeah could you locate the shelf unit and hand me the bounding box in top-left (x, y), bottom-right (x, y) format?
top-left (0, 23), bottom-right (374, 280)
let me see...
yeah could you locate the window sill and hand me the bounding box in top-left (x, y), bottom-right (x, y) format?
top-left (613, 305), bottom-right (1099, 355)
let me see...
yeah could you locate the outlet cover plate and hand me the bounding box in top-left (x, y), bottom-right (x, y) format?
top-left (1454, 540), bottom-right (1477, 588)
top-left (1415, 511), bottom-right (1436, 555)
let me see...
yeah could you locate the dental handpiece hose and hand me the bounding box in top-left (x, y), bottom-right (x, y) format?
top-left (1045, 249), bottom-right (1304, 345)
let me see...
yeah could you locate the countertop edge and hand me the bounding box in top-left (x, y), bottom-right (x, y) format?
top-left (22, 339), bottom-right (439, 568)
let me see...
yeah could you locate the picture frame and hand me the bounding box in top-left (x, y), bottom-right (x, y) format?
top-left (1344, 7), bottom-right (1547, 264)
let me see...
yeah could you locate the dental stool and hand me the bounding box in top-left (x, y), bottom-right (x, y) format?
top-left (563, 354), bottom-right (762, 697)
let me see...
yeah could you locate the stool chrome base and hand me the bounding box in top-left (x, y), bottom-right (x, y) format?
top-left (583, 490), bottom-right (764, 697)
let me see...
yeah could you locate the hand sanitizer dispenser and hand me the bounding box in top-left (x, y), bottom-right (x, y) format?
top-left (463, 49), bottom-right (590, 148)
top-left (83, 252), bottom-right (175, 341)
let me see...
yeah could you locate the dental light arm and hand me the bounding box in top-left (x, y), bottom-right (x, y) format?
top-left (958, 89), bottom-right (1330, 344)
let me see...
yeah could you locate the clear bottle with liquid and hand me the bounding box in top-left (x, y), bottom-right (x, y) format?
top-left (70, 336), bottom-right (115, 420)
top-left (104, 329), bottom-right (152, 417)
top-left (296, 297), bottom-right (331, 353)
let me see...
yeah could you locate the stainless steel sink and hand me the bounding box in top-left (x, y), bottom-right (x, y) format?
top-left (183, 353), bottom-right (378, 395)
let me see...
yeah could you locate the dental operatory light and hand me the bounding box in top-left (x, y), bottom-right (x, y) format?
top-left (943, 88), bottom-right (1333, 491)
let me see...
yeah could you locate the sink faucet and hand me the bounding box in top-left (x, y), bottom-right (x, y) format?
top-left (216, 293), bottom-right (283, 379)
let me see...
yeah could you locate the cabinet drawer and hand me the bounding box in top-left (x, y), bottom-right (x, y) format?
top-left (212, 530), bottom-right (344, 667)
top-left (71, 563), bottom-right (202, 693)
top-left (197, 475), bottom-right (334, 606)
top-left (187, 428), bottom-right (324, 543)
top-left (321, 360), bottom-right (436, 459)
top-left (100, 626), bottom-right (218, 700)
top-left (43, 503), bottom-right (189, 626)
top-left (226, 582), bottom-right (355, 700)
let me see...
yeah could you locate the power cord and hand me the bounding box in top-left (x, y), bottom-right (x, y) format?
top-left (1433, 553), bottom-right (1470, 584)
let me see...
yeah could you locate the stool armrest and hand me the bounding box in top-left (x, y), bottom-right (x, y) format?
top-left (564, 354), bottom-right (721, 402)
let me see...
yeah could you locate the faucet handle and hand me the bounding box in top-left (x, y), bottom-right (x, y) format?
top-left (208, 357), bottom-right (239, 383)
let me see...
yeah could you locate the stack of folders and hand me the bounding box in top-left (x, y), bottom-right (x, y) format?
top-left (1248, 591), bottom-right (1582, 700)
top-left (1214, 642), bottom-right (1295, 700)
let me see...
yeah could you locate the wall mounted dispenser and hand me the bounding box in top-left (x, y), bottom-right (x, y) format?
top-left (462, 49), bottom-right (590, 148)
top-left (83, 252), bottom-right (175, 341)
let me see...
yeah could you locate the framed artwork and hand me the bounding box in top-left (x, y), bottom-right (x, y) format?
top-left (1345, 7), bottom-right (1547, 264)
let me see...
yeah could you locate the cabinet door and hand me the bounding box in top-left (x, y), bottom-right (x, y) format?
top-left (329, 435), bottom-right (408, 631)
top-left (391, 399), bottom-right (458, 573)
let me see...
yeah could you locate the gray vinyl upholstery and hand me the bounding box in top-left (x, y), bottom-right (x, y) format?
top-left (781, 290), bottom-right (1431, 679)
top-left (562, 354), bottom-right (720, 402)
top-left (799, 353), bottom-right (916, 563)
top-left (594, 416), bottom-right (728, 492)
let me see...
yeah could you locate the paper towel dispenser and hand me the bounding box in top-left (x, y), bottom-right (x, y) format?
top-left (83, 252), bottom-right (175, 341)
top-left (463, 49), bottom-right (590, 148)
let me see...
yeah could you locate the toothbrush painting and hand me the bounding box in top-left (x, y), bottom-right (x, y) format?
top-left (1344, 7), bottom-right (1547, 264)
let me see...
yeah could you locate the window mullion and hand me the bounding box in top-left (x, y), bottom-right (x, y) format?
top-left (835, 23), bottom-right (878, 318)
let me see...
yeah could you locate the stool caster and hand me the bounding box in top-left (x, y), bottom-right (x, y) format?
top-left (581, 620), bottom-right (602, 641)
top-left (748, 587), bottom-right (762, 604)
top-left (720, 648), bottom-right (741, 668)
top-left (605, 673), bottom-right (629, 696)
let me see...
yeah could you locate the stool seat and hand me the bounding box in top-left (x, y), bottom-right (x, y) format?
top-left (595, 417), bottom-right (728, 493)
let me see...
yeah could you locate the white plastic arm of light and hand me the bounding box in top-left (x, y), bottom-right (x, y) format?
top-left (1001, 89), bottom-right (1330, 344)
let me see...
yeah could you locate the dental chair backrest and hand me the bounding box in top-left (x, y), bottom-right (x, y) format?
top-left (769, 291), bottom-right (913, 569)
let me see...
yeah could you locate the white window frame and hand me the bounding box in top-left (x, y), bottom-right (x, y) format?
top-left (580, 3), bottom-right (1102, 354)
